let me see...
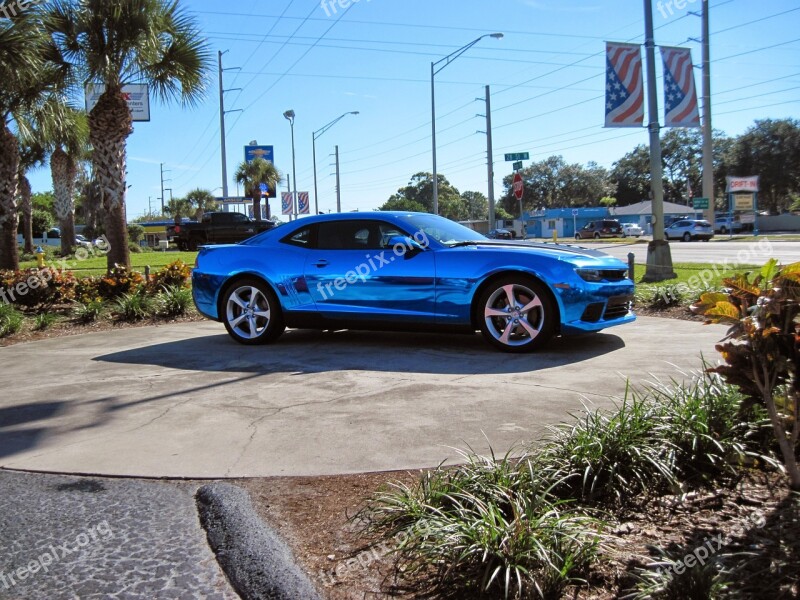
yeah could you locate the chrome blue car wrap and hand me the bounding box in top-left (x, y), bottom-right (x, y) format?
top-left (192, 212), bottom-right (635, 352)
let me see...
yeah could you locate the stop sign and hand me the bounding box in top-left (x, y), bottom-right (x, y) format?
top-left (512, 172), bottom-right (524, 200)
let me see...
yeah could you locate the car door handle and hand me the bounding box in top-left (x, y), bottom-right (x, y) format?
top-left (312, 260), bottom-right (329, 268)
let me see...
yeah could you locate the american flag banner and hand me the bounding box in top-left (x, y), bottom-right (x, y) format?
top-left (281, 192), bottom-right (293, 215)
top-left (297, 192), bottom-right (310, 215)
top-left (605, 42), bottom-right (644, 128)
top-left (660, 46), bottom-right (701, 128)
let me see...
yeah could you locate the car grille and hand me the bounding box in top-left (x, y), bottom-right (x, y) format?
top-left (603, 295), bottom-right (634, 320)
top-left (599, 269), bottom-right (628, 282)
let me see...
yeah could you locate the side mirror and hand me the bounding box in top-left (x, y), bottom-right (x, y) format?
top-left (387, 235), bottom-right (426, 259)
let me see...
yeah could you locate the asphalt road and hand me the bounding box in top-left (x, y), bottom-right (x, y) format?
top-left (0, 317), bottom-right (728, 478)
top-left (590, 239), bottom-right (799, 265)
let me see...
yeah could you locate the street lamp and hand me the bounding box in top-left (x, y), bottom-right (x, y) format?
top-left (313, 111), bottom-right (359, 214)
top-left (283, 110), bottom-right (297, 219)
top-left (431, 33), bottom-right (503, 216)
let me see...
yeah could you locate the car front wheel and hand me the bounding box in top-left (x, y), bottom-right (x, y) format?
top-left (478, 277), bottom-right (555, 352)
top-left (683, 232), bottom-right (692, 242)
top-left (222, 279), bottom-right (285, 345)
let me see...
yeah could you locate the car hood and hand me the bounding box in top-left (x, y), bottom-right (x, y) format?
top-left (448, 240), bottom-right (626, 267)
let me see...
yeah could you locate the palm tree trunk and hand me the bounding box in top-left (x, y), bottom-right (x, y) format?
top-left (19, 175), bottom-right (34, 254)
top-left (252, 193), bottom-right (262, 222)
top-left (88, 87), bottom-right (132, 271)
top-left (0, 124), bottom-right (20, 270)
top-left (51, 147), bottom-right (77, 256)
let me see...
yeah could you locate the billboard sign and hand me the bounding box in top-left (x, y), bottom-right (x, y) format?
top-left (726, 176), bottom-right (759, 193)
top-left (244, 145), bottom-right (274, 164)
top-left (85, 84), bottom-right (150, 122)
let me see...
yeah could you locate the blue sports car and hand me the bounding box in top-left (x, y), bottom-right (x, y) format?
top-left (192, 212), bottom-right (635, 352)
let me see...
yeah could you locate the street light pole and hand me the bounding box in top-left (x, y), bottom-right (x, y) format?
top-left (431, 33), bottom-right (503, 216)
top-left (313, 111), bottom-right (359, 215)
top-left (335, 145), bottom-right (341, 213)
top-left (284, 110), bottom-right (297, 220)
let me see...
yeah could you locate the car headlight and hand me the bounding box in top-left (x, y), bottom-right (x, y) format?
top-left (576, 268), bottom-right (604, 282)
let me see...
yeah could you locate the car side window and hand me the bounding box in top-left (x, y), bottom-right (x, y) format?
top-left (282, 225), bottom-right (314, 248)
top-left (317, 221), bottom-right (385, 250)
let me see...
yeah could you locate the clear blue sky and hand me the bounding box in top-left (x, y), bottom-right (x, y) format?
top-left (28, 0), bottom-right (800, 218)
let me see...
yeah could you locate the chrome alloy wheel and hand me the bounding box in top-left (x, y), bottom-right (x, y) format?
top-left (483, 283), bottom-right (545, 349)
top-left (225, 285), bottom-right (273, 341)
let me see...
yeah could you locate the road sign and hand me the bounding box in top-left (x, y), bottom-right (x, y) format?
top-left (572, 208), bottom-right (579, 216)
top-left (504, 152), bottom-right (529, 162)
top-left (86, 84), bottom-right (150, 122)
top-left (734, 193), bottom-right (754, 211)
top-left (512, 172), bottom-right (524, 201)
top-left (512, 161), bottom-right (523, 171)
top-left (692, 197), bottom-right (709, 209)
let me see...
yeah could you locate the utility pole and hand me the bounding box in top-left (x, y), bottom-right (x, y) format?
top-left (159, 163), bottom-right (171, 215)
top-left (218, 50), bottom-right (242, 199)
top-left (335, 145), bottom-right (342, 213)
top-left (484, 85), bottom-right (496, 231)
top-left (642, 0), bottom-right (676, 282)
top-left (701, 0), bottom-right (714, 226)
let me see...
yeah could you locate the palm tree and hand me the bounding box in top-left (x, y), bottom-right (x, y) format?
top-left (47, 0), bottom-right (211, 271)
top-left (234, 158), bottom-right (281, 222)
top-left (185, 187), bottom-right (218, 221)
top-left (164, 196), bottom-right (193, 226)
top-left (0, 9), bottom-right (59, 270)
top-left (17, 141), bottom-right (46, 254)
top-left (46, 106), bottom-right (89, 256)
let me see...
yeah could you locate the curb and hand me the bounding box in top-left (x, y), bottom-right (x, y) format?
top-left (196, 483), bottom-right (321, 600)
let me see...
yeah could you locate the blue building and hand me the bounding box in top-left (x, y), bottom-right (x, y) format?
top-left (526, 207), bottom-right (610, 238)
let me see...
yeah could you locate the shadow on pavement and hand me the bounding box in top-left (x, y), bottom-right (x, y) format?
top-left (94, 328), bottom-right (626, 376)
top-left (0, 402), bottom-right (65, 460)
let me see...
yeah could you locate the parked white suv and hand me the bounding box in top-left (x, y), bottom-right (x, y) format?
top-left (664, 219), bottom-right (714, 242)
top-left (621, 223), bottom-right (644, 237)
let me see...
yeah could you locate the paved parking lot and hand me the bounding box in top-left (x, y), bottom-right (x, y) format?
top-left (0, 317), bottom-right (727, 478)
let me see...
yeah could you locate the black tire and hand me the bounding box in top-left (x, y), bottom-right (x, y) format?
top-left (593, 232), bottom-right (600, 239)
top-left (720, 226), bottom-right (727, 234)
top-left (221, 278), bottom-right (285, 345)
top-left (477, 276), bottom-right (556, 353)
top-left (188, 237), bottom-right (201, 251)
top-left (575, 234), bottom-right (581, 240)
top-left (683, 232), bottom-right (692, 242)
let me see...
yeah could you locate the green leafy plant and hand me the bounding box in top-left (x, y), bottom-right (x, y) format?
top-left (0, 303), bottom-right (23, 337)
top-left (626, 547), bottom-right (731, 600)
top-left (362, 448), bottom-right (600, 599)
top-left (692, 259), bottom-right (800, 490)
top-left (149, 260), bottom-right (192, 290)
top-left (33, 312), bottom-right (57, 331)
top-left (539, 391), bottom-right (676, 506)
top-left (113, 288), bottom-right (155, 321)
top-left (98, 266), bottom-right (145, 299)
top-left (157, 284), bottom-right (193, 316)
top-left (73, 299), bottom-right (105, 324)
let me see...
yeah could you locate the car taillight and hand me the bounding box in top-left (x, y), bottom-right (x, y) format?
top-left (174, 225), bottom-right (181, 233)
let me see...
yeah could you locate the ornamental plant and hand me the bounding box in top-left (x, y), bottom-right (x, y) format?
top-left (149, 260), bottom-right (192, 290)
top-left (98, 265), bottom-right (145, 299)
top-left (692, 259), bottom-right (800, 490)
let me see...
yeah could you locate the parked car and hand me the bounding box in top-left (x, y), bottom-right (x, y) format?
top-left (74, 234), bottom-right (93, 249)
top-left (486, 228), bottom-right (512, 240)
top-left (713, 215), bottom-right (744, 234)
top-left (192, 212), bottom-right (635, 353)
top-left (664, 219), bottom-right (714, 242)
top-left (621, 223), bottom-right (644, 237)
top-left (167, 212), bottom-right (275, 251)
top-left (575, 219), bottom-right (622, 240)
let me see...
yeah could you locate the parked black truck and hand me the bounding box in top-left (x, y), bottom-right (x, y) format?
top-left (167, 212), bottom-right (275, 251)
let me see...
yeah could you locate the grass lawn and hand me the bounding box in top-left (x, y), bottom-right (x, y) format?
top-left (19, 251), bottom-right (199, 277)
top-left (634, 261), bottom-right (764, 293)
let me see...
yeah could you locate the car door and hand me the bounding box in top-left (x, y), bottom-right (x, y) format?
top-left (303, 219), bottom-right (437, 323)
top-left (226, 213), bottom-right (258, 243)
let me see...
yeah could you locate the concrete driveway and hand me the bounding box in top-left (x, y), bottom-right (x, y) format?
top-left (0, 317), bottom-right (727, 478)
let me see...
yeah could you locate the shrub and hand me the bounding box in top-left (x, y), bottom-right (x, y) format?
top-left (0, 268), bottom-right (75, 307)
top-left (692, 259), bottom-right (800, 490)
top-left (73, 299), bottom-right (105, 324)
top-left (128, 242), bottom-right (143, 253)
top-left (150, 260), bottom-right (192, 290)
top-left (157, 284), bottom-right (193, 316)
top-left (113, 288), bottom-right (156, 321)
top-left (635, 284), bottom-right (686, 309)
top-left (127, 223), bottom-right (145, 243)
top-left (33, 312), bottom-right (57, 331)
top-left (539, 391), bottom-right (676, 506)
top-left (626, 546), bottom-right (731, 600)
top-left (362, 449), bottom-right (600, 599)
top-left (0, 303), bottom-right (23, 337)
top-left (98, 266), bottom-right (145, 300)
top-left (73, 277), bottom-right (102, 305)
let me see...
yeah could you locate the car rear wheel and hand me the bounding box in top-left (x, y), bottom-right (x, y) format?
top-left (720, 226), bottom-right (727, 234)
top-left (575, 234), bottom-right (581, 240)
top-left (682, 232), bottom-right (691, 242)
top-left (478, 276), bottom-right (555, 353)
top-left (593, 232), bottom-right (600, 239)
top-left (222, 279), bottom-right (285, 345)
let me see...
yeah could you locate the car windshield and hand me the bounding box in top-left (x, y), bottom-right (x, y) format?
top-left (400, 214), bottom-right (486, 245)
